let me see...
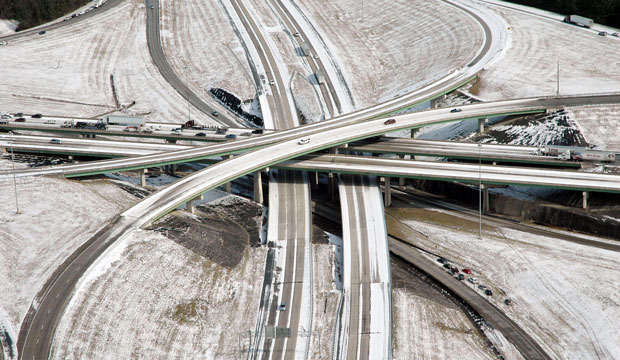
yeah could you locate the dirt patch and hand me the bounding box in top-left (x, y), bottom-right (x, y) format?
top-left (197, 197), bottom-right (264, 247)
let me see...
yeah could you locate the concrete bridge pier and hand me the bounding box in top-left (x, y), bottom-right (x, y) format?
top-left (384, 177), bottom-right (392, 207)
top-left (225, 155), bottom-right (233, 192)
top-left (478, 118), bottom-right (488, 134)
top-left (582, 191), bottom-right (589, 210)
top-left (310, 171), bottom-right (319, 190)
top-left (140, 169), bottom-right (148, 187)
top-left (398, 155), bottom-right (405, 188)
top-left (482, 184), bottom-right (490, 213)
top-left (430, 94), bottom-right (447, 108)
top-left (253, 171), bottom-right (263, 204)
top-left (410, 128), bottom-right (419, 139)
top-left (186, 194), bottom-right (204, 214)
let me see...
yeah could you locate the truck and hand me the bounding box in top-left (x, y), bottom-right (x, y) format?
top-left (563, 15), bottom-right (593, 28)
top-left (75, 120), bottom-right (107, 130)
top-left (573, 150), bottom-right (616, 162)
top-left (102, 114), bottom-right (144, 127)
top-left (315, 69), bottom-right (325, 85)
top-left (61, 120), bottom-right (74, 128)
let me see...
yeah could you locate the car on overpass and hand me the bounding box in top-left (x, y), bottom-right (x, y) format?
top-left (298, 138), bottom-right (310, 145)
top-left (450, 108), bottom-right (462, 113)
top-left (383, 119), bottom-right (396, 125)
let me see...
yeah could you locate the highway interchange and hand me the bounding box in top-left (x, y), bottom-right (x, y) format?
top-left (1, 0), bottom-right (619, 359)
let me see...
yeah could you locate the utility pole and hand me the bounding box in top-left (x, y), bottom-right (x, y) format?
top-left (556, 61), bottom-right (560, 96)
top-left (478, 143), bottom-right (482, 239)
top-left (8, 131), bottom-right (20, 214)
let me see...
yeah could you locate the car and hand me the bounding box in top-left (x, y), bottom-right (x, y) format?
top-left (298, 137), bottom-right (310, 145)
top-left (456, 274), bottom-right (465, 280)
top-left (225, 134), bottom-right (237, 139)
top-left (450, 267), bottom-right (459, 274)
top-left (171, 128), bottom-right (183, 135)
top-left (383, 118), bottom-right (396, 125)
top-left (484, 289), bottom-right (493, 296)
top-left (478, 284), bottom-right (487, 290)
top-left (278, 302), bottom-right (286, 311)
top-left (1, 114), bottom-right (11, 120)
top-left (612, 32), bottom-right (619, 37)
top-left (39, 30), bottom-right (46, 35)
top-left (141, 128), bottom-right (153, 134)
top-left (293, 31), bottom-right (300, 37)
top-left (442, 263), bottom-right (451, 270)
top-left (462, 268), bottom-right (472, 274)
top-left (72, 14), bottom-right (77, 18)
top-left (44, 119), bottom-right (56, 124)
top-left (32, 113), bottom-right (43, 118)
top-left (124, 126), bottom-right (139, 132)
top-left (436, 258), bottom-right (446, 264)
top-left (50, 138), bottom-right (62, 144)
top-left (269, 79), bottom-right (275, 86)
top-left (450, 108), bottom-right (462, 113)
top-left (0, 40), bottom-right (7, 46)
top-left (252, 129), bottom-right (263, 134)
top-left (467, 277), bottom-right (479, 284)
top-left (149, 4), bottom-right (155, 8)
top-left (195, 132), bottom-right (206, 137)
top-left (14, 113), bottom-right (23, 117)
top-left (239, 132), bottom-right (251, 136)
top-left (598, 31), bottom-right (607, 36)
top-left (504, 298), bottom-right (513, 306)
top-left (14, 117), bottom-right (26, 122)
top-left (211, 110), bottom-right (218, 116)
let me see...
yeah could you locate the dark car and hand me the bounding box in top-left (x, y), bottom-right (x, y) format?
top-left (252, 129), bottom-right (263, 134)
top-left (211, 110), bottom-right (218, 116)
top-left (504, 298), bottom-right (513, 305)
top-left (436, 258), bottom-right (446, 264)
top-left (14, 117), bottom-right (26, 122)
top-left (450, 268), bottom-right (459, 274)
top-left (598, 31), bottom-right (607, 36)
top-left (225, 134), bottom-right (237, 139)
top-left (383, 118), bottom-right (396, 125)
top-left (50, 138), bottom-right (62, 144)
top-left (15, 112), bottom-right (23, 117)
top-left (39, 30), bottom-right (46, 35)
top-left (442, 263), bottom-right (451, 270)
top-left (484, 289), bottom-right (493, 296)
top-left (457, 274), bottom-right (465, 280)
top-left (32, 113), bottom-right (43, 118)
top-left (195, 132), bottom-right (206, 137)
top-left (450, 108), bottom-right (462, 113)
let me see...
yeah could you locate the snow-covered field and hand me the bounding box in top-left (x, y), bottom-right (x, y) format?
top-left (0, 158), bottom-right (136, 353)
top-left (292, 0), bottom-right (484, 109)
top-left (159, 0), bottom-right (256, 109)
top-left (567, 104), bottom-right (620, 151)
top-left (388, 204), bottom-right (620, 359)
top-left (0, 0), bottom-right (214, 125)
top-left (52, 207), bottom-right (267, 358)
top-left (470, 2), bottom-right (620, 100)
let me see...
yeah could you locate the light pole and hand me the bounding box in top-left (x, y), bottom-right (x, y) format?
top-left (478, 143), bottom-right (482, 239)
top-left (185, 65), bottom-right (191, 123)
top-left (8, 131), bottom-right (20, 214)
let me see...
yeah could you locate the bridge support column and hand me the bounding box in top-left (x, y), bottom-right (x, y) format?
top-left (582, 191), bottom-right (589, 211)
top-left (253, 171), bottom-right (263, 204)
top-left (141, 169), bottom-right (148, 187)
top-left (329, 173), bottom-right (337, 203)
top-left (410, 128), bottom-right (419, 139)
top-left (310, 171), bottom-right (319, 190)
top-left (398, 155), bottom-right (405, 188)
top-left (483, 184), bottom-right (490, 213)
top-left (384, 177), bottom-right (392, 207)
top-left (225, 155), bottom-right (233, 192)
top-left (68, 155), bottom-right (74, 162)
top-left (478, 118), bottom-right (488, 134)
top-left (165, 139), bottom-right (177, 144)
top-left (186, 194), bottom-right (204, 214)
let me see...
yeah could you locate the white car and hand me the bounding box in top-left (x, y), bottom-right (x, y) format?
top-left (297, 138), bottom-right (310, 145)
top-left (269, 79), bottom-right (275, 86)
top-left (467, 277), bottom-right (479, 284)
top-left (0, 40), bottom-right (7, 46)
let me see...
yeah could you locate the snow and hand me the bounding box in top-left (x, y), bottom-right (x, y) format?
top-left (159, 0), bottom-right (256, 118)
top-left (289, 0), bottom-right (484, 109)
top-left (0, 158), bottom-right (136, 354)
top-left (566, 105), bottom-right (620, 151)
top-left (392, 289), bottom-right (496, 360)
top-left (395, 213), bottom-right (620, 359)
top-left (0, 19), bottom-right (19, 36)
top-left (0, 1), bottom-right (216, 126)
top-left (51, 227), bottom-right (267, 359)
top-left (469, 1), bottom-right (620, 100)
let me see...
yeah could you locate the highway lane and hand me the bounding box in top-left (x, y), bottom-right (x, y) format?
top-left (389, 239), bottom-right (552, 360)
top-left (3, 94), bottom-right (620, 180)
top-left (145, 0), bottom-right (240, 127)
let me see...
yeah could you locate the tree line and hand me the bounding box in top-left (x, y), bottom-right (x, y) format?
top-left (0, 0), bottom-right (90, 31)
top-left (506, 0), bottom-right (620, 28)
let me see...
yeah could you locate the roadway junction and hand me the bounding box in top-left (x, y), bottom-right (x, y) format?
top-left (2, 0), bottom-right (620, 359)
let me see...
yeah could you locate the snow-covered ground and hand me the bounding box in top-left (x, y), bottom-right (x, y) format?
top-left (0, 158), bottom-right (136, 355)
top-left (52, 200), bottom-right (267, 358)
top-left (469, 2), bottom-right (620, 100)
top-left (567, 105), bottom-right (620, 151)
top-left (388, 204), bottom-right (620, 359)
top-left (0, 19), bottom-right (18, 36)
top-left (0, 0), bottom-right (214, 125)
top-left (291, 0), bottom-right (484, 109)
top-left (159, 0), bottom-right (256, 112)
